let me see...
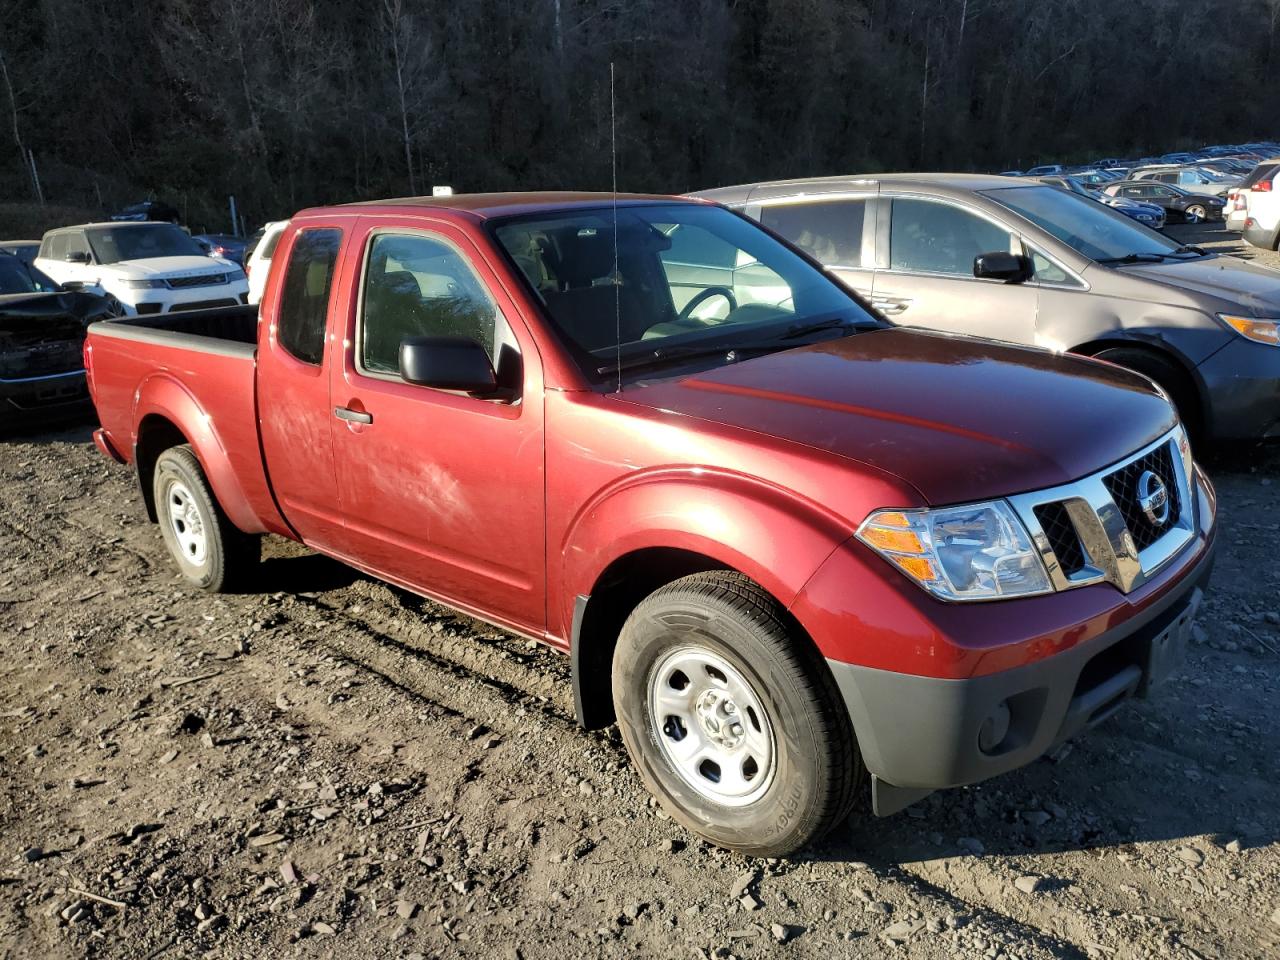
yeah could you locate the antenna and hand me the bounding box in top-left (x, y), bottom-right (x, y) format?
top-left (610, 61), bottom-right (621, 394)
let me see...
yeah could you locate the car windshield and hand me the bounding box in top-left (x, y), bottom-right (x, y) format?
top-left (984, 185), bottom-right (1181, 261)
top-left (0, 255), bottom-right (59, 295)
top-left (490, 202), bottom-right (880, 383)
top-left (85, 224), bottom-right (205, 264)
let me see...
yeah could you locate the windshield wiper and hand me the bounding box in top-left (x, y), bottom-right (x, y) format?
top-left (1170, 245), bottom-right (1207, 256)
top-left (596, 317), bottom-right (877, 377)
top-left (1095, 252), bottom-right (1169, 265)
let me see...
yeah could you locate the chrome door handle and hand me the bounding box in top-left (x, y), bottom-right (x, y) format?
top-left (334, 406), bottom-right (372, 424)
top-left (871, 297), bottom-right (911, 315)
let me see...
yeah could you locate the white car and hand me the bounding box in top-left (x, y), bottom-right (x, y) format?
top-left (243, 220), bottom-right (288, 305)
top-left (1242, 161), bottom-right (1280, 251)
top-left (34, 222), bottom-right (248, 317)
top-left (1227, 159), bottom-right (1279, 233)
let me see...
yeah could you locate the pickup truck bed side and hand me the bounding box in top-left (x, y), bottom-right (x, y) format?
top-left (85, 306), bottom-right (289, 537)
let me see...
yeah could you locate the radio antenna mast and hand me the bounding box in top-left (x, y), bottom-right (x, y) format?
top-left (610, 61), bottom-right (622, 394)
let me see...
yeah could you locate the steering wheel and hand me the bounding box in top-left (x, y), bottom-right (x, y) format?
top-left (678, 286), bottom-right (737, 322)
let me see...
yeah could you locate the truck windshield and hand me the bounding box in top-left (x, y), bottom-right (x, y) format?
top-left (490, 202), bottom-right (879, 382)
top-left (983, 186), bottom-right (1182, 262)
top-left (85, 224), bottom-right (207, 264)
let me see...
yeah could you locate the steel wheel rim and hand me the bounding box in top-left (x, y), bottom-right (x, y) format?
top-left (165, 479), bottom-right (208, 566)
top-left (648, 646), bottom-right (776, 806)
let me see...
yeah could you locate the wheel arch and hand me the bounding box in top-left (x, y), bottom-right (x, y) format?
top-left (1070, 335), bottom-right (1205, 432)
top-left (131, 374), bottom-right (268, 534)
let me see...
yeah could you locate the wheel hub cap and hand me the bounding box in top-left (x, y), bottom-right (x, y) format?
top-left (166, 480), bottom-right (208, 566)
top-left (649, 647), bottom-right (776, 806)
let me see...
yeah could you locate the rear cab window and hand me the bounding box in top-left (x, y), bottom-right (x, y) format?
top-left (276, 228), bottom-right (343, 365)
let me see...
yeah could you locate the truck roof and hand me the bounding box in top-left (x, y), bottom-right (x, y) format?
top-left (298, 191), bottom-right (702, 221)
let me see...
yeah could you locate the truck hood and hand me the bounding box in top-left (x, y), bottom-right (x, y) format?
top-left (101, 256), bottom-right (230, 279)
top-left (615, 328), bottom-right (1176, 505)
top-left (1118, 255), bottom-right (1280, 315)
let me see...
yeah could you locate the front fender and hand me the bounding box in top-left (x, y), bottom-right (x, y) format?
top-left (132, 372), bottom-right (268, 534)
top-left (556, 466), bottom-right (857, 640)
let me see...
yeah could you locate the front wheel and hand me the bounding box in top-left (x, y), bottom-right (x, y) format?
top-left (612, 571), bottom-right (862, 857)
top-left (1184, 205), bottom-right (1206, 223)
top-left (153, 445), bottom-right (259, 592)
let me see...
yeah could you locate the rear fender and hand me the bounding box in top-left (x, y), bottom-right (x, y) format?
top-left (132, 372), bottom-right (266, 534)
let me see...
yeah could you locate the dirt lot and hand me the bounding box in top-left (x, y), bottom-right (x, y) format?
top-left (2, 224), bottom-right (1278, 960)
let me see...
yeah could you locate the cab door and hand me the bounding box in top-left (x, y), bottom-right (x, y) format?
top-left (327, 218), bottom-right (546, 634)
top-left (256, 222), bottom-right (348, 550)
top-left (870, 195), bottom-right (1038, 345)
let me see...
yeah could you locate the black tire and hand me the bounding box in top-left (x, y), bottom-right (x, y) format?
top-left (611, 571), bottom-right (862, 857)
top-left (152, 445), bottom-right (258, 592)
top-left (1093, 346), bottom-right (1202, 444)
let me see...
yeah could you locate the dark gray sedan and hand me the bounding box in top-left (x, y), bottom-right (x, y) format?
top-left (691, 174), bottom-right (1280, 444)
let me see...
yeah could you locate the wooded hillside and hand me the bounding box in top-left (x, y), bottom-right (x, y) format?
top-left (2, 0), bottom-right (1277, 232)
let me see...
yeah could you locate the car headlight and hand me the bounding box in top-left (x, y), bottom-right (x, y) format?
top-left (120, 278), bottom-right (167, 289)
top-left (225, 268), bottom-right (246, 282)
top-left (857, 501), bottom-right (1052, 601)
top-left (1219, 314), bottom-right (1280, 346)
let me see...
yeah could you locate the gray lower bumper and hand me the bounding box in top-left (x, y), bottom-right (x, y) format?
top-left (828, 542), bottom-right (1215, 816)
top-left (1196, 336), bottom-right (1280, 441)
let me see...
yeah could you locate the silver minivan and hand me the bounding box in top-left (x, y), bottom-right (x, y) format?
top-left (692, 174), bottom-right (1280, 443)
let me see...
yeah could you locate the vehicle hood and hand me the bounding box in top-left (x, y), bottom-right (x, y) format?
top-left (0, 294), bottom-right (100, 379)
top-left (0, 290), bottom-right (114, 325)
top-left (615, 328), bottom-right (1175, 505)
top-left (1118, 255), bottom-right (1280, 314)
top-left (1104, 196), bottom-right (1161, 214)
top-left (100, 256), bottom-right (230, 278)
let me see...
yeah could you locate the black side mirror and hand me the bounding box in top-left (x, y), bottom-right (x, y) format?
top-left (60, 281), bottom-right (86, 292)
top-left (64, 250), bottom-right (90, 264)
top-left (973, 251), bottom-right (1033, 284)
top-left (399, 335), bottom-right (498, 394)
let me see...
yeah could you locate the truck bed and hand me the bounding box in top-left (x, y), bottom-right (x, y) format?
top-left (85, 305), bottom-right (287, 536)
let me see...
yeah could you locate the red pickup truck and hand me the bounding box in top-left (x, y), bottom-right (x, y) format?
top-left (85, 193), bottom-right (1217, 856)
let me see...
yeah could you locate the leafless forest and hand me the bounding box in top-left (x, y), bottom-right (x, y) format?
top-left (2, 0), bottom-right (1280, 232)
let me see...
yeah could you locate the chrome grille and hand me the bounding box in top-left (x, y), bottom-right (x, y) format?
top-left (1033, 502), bottom-right (1086, 576)
top-left (1101, 443), bottom-right (1181, 551)
top-left (165, 273), bottom-right (227, 289)
top-left (1008, 428), bottom-right (1196, 595)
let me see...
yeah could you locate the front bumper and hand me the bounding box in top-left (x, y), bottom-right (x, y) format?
top-left (0, 369), bottom-right (93, 429)
top-left (1196, 335), bottom-right (1280, 440)
top-left (799, 461), bottom-right (1217, 816)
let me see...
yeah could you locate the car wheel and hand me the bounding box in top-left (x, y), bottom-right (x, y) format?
top-left (1093, 347), bottom-right (1202, 445)
top-left (611, 571), bottom-right (862, 857)
top-left (1184, 205), bottom-right (1206, 223)
top-left (153, 445), bottom-right (259, 592)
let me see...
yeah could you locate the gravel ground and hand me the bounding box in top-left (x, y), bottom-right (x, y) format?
top-left (1, 224), bottom-right (1278, 959)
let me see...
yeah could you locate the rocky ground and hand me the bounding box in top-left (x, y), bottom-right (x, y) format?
top-left (1, 224), bottom-right (1278, 959)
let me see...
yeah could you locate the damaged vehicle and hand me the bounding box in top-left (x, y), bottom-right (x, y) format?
top-left (0, 252), bottom-right (116, 431)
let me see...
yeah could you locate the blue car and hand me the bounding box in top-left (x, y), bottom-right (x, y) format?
top-left (1038, 175), bottom-right (1166, 229)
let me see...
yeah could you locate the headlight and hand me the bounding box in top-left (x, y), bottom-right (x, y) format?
top-left (120, 278), bottom-right (167, 289)
top-left (857, 501), bottom-right (1052, 601)
top-left (1219, 314), bottom-right (1280, 346)
top-left (225, 268), bottom-right (246, 282)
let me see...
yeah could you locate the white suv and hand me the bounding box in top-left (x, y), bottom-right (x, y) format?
top-left (243, 220), bottom-right (288, 305)
top-left (1243, 163), bottom-right (1280, 251)
top-left (34, 222), bottom-right (248, 317)
top-left (1229, 160), bottom-right (1280, 235)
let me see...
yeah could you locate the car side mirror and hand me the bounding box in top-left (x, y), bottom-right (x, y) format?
top-left (973, 252), bottom-right (1033, 284)
top-left (60, 281), bottom-right (86, 292)
top-left (64, 251), bottom-right (91, 264)
top-left (399, 335), bottom-right (498, 395)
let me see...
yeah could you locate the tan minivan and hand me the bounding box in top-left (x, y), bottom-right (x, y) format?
top-left (692, 174), bottom-right (1280, 443)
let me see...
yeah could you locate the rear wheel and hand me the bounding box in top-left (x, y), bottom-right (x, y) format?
top-left (611, 571), bottom-right (862, 857)
top-left (153, 445), bottom-right (258, 592)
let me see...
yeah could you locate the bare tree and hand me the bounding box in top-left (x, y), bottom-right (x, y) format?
top-left (379, 0), bottom-right (439, 195)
